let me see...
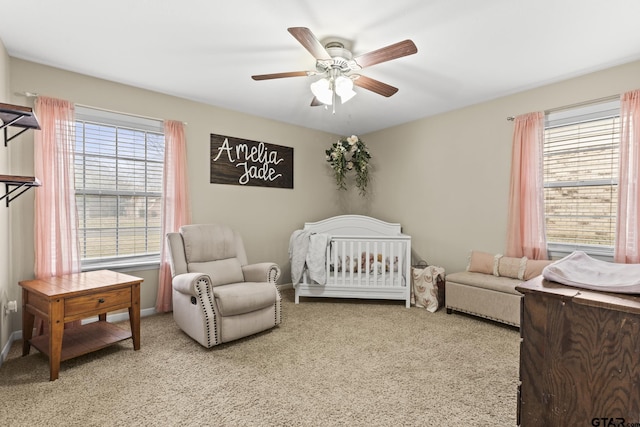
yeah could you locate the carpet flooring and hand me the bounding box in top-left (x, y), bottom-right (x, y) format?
top-left (0, 288), bottom-right (520, 426)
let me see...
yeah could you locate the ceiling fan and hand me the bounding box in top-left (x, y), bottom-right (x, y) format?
top-left (251, 27), bottom-right (418, 109)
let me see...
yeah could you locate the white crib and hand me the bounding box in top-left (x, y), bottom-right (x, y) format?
top-left (295, 215), bottom-right (412, 307)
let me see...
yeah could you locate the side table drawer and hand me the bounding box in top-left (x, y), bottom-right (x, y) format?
top-left (65, 287), bottom-right (132, 320)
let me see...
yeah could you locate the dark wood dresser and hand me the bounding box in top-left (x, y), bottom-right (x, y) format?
top-left (516, 276), bottom-right (640, 426)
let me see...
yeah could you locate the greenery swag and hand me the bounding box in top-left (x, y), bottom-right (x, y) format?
top-left (325, 135), bottom-right (371, 196)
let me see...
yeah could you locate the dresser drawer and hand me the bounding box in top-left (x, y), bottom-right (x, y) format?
top-left (65, 287), bottom-right (132, 319)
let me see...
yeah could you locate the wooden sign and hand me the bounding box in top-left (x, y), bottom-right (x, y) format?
top-left (210, 134), bottom-right (293, 188)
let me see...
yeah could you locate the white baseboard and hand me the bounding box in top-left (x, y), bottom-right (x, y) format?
top-left (0, 307), bottom-right (158, 368)
top-left (0, 329), bottom-right (22, 366)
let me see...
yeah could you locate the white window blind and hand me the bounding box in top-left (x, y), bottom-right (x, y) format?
top-left (74, 106), bottom-right (164, 270)
top-left (543, 99), bottom-right (620, 258)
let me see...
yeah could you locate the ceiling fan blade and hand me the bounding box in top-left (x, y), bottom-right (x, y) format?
top-left (352, 40), bottom-right (417, 69)
top-left (287, 27), bottom-right (332, 60)
top-left (310, 97), bottom-right (324, 107)
top-left (353, 75), bottom-right (399, 97)
top-left (252, 71), bottom-right (310, 81)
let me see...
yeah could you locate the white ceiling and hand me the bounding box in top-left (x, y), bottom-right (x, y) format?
top-left (2, 0), bottom-right (640, 136)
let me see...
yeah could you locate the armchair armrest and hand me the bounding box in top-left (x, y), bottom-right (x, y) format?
top-left (242, 262), bottom-right (281, 284)
top-left (172, 272), bottom-right (212, 296)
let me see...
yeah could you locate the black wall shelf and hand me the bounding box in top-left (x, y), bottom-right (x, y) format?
top-left (0, 175), bottom-right (41, 207)
top-left (0, 103), bottom-right (42, 206)
top-left (0, 102), bottom-right (40, 147)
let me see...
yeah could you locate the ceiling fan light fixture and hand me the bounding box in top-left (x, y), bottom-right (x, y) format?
top-left (310, 77), bottom-right (333, 105)
top-left (340, 89), bottom-right (357, 104)
top-left (335, 75), bottom-right (356, 103)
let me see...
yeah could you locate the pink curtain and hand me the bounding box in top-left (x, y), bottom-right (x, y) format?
top-left (34, 96), bottom-right (81, 332)
top-left (155, 120), bottom-right (191, 312)
top-left (34, 96), bottom-right (81, 278)
top-left (506, 112), bottom-right (548, 260)
top-left (615, 89), bottom-right (640, 263)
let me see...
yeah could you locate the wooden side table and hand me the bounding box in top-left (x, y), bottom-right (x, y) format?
top-left (20, 270), bottom-right (143, 381)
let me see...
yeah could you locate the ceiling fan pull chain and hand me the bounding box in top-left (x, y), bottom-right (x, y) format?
top-left (332, 89), bottom-right (336, 114)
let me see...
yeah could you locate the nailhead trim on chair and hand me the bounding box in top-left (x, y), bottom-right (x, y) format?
top-left (274, 286), bottom-right (282, 326)
top-left (268, 265), bottom-right (280, 283)
top-left (195, 277), bottom-right (219, 347)
top-left (268, 265), bottom-right (282, 326)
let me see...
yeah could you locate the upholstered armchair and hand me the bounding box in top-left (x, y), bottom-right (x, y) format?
top-left (166, 224), bottom-right (282, 348)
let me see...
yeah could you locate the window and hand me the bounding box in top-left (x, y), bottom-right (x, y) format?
top-left (74, 106), bottom-right (164, 270)
top-left (543, 100), bottom-right (620, 259)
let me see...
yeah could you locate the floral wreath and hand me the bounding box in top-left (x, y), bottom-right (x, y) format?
top-left (325, 135), bottom-right (371, 196)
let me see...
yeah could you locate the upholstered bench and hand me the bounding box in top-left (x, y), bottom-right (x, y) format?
top-left (445, 251), bottom-right (552, 327)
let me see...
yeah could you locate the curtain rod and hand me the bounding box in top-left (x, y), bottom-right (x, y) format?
top-left (506, 94), bottom-right (620, 122)
top-left (76, 102), bottom-right (188, 126)
top-left (16, 92), bottom-right (187, 125)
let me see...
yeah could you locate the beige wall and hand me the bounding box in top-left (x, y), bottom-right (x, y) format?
top-left (3, 51), bottom-right (640, 345)
top-left (366, 59), bottom-right (640, 273)
top-left (6, 58), bottom-right (350, 337)
top-left (0, 38), bottom-right (12, 355)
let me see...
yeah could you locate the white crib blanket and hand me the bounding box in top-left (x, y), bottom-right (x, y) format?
top-left (288, 230), bottom-right (329, 285)
top-left (542, 251), bottom-right (640, 293)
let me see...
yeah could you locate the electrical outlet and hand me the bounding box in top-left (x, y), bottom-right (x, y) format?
top-left (5, 300), bottom-right (18, 316)
top-left (0, 291), bottom-right (5, 331)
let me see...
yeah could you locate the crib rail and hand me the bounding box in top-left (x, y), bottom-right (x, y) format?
top-left (326, 236), bottom-right (410, 287)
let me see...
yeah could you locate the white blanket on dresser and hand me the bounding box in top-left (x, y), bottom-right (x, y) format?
top-left (289, 230), bottom-right (329, 285)
top-left (542, 251), bottom-right (640, 293)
